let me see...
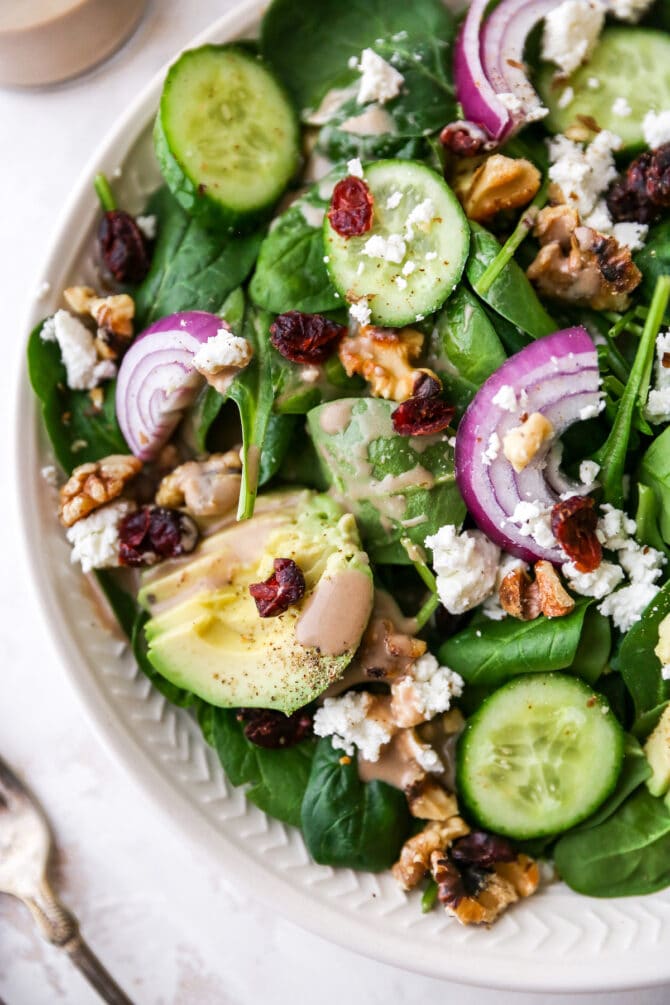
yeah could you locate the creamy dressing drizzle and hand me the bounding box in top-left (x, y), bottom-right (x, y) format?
top-left (298, 202), bottom-right (326, 228)
top-left (340, 105), bottom-right (395, 136)
top-left (319, 400), bottom-right (354, 435)
top-left (296, 568), bottom-right (373, 656)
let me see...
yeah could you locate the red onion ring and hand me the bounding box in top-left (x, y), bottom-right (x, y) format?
top-left (454, 0), bottom-right (511, 140)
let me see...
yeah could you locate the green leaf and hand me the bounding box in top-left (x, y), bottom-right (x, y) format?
top-left (27, 322), bottom-right (129, 474)
top-left (429, 287), bottom-right (507, 415)
top-left (634, 219), bottom-right (670, 304)
top-left (93, 571), bottom-right (137, 639)
top-left (465, 224), bottom-right (556, 340)
top-left (636, 482), bottom-right (670, 558)
top-left (258, 413), bottom-right (298, 485)
top-left (438, 603), bottom-right (590, 688)
top-left (300, 738), bottom-right (411, 871)
top-left (212, 708), bottom-right (314, 828)
top-left (640, 428), bottom-right (670, 546)
top-left (554, 789), bottom-right (670, 896)
top-left (569, 608), bottom-right (612, 685)
top-left (618, 579), bottom-right (670, 728)
top-left (306, 397), bottom-right (466, 563)
top-left (134, 187), bottom-right (263, 328)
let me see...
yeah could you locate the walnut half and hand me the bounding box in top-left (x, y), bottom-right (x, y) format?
top-left (500, 561), bottom-right (575, 620)
top-left (455, 154), bottom-right (541, 223)
top-left (59, 455), bottom-right (142, 527)
top-left (338, 325), bottom-right (440, 402)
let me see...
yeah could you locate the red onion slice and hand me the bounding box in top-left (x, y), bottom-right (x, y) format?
top-left (116, 310), bottom-right (223, 460)
top-left (455, 327), bottom-right (601, 564)
top-left (454, 0), bottom-right (511, 140)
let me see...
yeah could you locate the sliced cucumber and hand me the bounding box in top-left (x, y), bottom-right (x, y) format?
top-left (324, 160), bottom-right (469, 327)
top-left (457, 673), bottom-right (624, 840)
top-left (155, 45), bottom-right (300, 231)
top-left (537, 28), bottom-right (670, 151)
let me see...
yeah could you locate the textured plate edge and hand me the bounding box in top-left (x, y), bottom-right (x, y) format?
top-left (12, 0), bottom-right (670, 992)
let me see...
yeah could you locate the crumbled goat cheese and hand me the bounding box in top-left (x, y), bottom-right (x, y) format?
top-left (645, 331), bottom-right (670, 423)
top-left (347, 157), bottom-right (364, 178)
top-left (548, 130), bottom-right (621, 218)
top-left (363, 233), bottom-right (407, 263)
top-left (558, 87), bottom-right (575, 110)
top-left (66, 500), bottom-right (135, 573)
top-left (356, 48), bottom-right (404, 106)
top-left (402, 260), bottom-right (416, 276)
top-left (492, 384), bottom-right (518, 412)
top-left (579, 398), bottom-right (606, 420)
top-left (498, 92), bottom-right (524, 114)
top-left (482, 432), bottom-right (501, 467)
top-left (607, 0), bottom-right (654, 22)
top-left (425, 251), bottom-right (438, 261)
top-left (402, 652), bottom-right (464, 721)
top-left (414, 743), bottom-right (443, 773)
top-left (40, 309), bottom-right (116, 391)
top-left (563, 559), bottom-right (625, 599)
top-left (582, 198), bottom-right (647, 250)
top-left (313, 692), bottom-right (392, 761)
top-left (597, 504), bottom-right (637, 550)
top-left (618, 539), bottom-right (666, 583)
top-left (482, 553), bottom-right (528, 620)
top-left (136, 214), bottom-right (157, 240)
top-left (587, 77), bottom-right (601, 89)
top-left (579, 459), bottom-right (601, 485)
top-left (192, 329), bottom-right (252, 375)
top-left (395, 276), bottom-right (408, 290)
top-left (612, 96), bottom-right (632, 118)
top-left (509, 500), bottom-right (558, 550)
top-left (386, 190), bottom-right (403, 210)
top-left (643, 110), bottom-right (670, 149)
top-left (404, 199), bottom-right (435, 240)
top-left (599, 580), bottom-right (661, 632)
top-left (349, 299), bottom-right (372, 326)
top-left (541, 0), bottom-right (605, 76)
top-left (425, 525), bottom-right (500, 614)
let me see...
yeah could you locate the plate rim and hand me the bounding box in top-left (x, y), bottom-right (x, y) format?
top-left (14, 1), bottom-right (670, 992)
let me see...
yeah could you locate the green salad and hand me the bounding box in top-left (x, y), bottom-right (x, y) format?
top-left (29, 0), bottom-right (670, 927)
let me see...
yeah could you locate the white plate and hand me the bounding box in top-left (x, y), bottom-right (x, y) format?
top-left (16, 1), bottom-right (670, 991)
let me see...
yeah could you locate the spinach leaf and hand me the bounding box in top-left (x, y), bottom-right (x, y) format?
top-left (258, 413), bottom-right (299, 485)
top-left (618, 579), bottom-right (670, 730)
top-left (134, 187), bottom-right (263, 328)
top-left (640, 427), bottom-right (670, 546)
top-left (438, 603), bottom-right (590, 688)
top-left (249, 184), bottom-right (340, 314)
top-left (93, 570), bottom-right (138, 639)
top-left (429, 287), bottom-right (507, 414)
top-left (570, 734), bottom-right (651, 832)
top-left (300, 738), bottom-right (411, 870)
top-left (132, 610), bottom-right (194, 708)
top-left (634, 219), bottom-right (670, 304)
top-left (317, 127), bottom-right (425, 165)
top-left (636, 482), bottom-right (670, 558)
top-left (261, 0), bottom-right (455, 119)
top-left (553, 789), bottom-right (670, 897)
top-left (569, 609), bottom-right (611, 685)
top-left (212, 708), bottom-right (314, 828)
top-left (465, 224), bottom-right (555, 340)
top-left (307, 397), bottom-right (466, 564)
top-left (27, 322), bottom-right (128, 474)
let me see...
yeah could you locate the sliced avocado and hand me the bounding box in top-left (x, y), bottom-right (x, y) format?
top-left (139, 490), bottom-right (374, 714)
top-left (644, 705), bottom-right (670, 797)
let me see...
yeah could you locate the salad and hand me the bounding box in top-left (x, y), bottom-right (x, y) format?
top-left (28, 0), bottom-right (670, 928)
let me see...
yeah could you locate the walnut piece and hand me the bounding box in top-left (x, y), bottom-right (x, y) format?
top-left (457, 154), bottom-right (541, 223)
top-left (155, 451), bottom-right (242, 518)
top-left (502, 412), bottom-right (554, 472)
top-left (392, 817), bottom-right (470, 891)
top-left (338, 325), bottom-right (440, 402)
top-left (59, 454), bottom-right (142, 527)
top-left (534, 560), bottom-right (575, 618)
top-left (500, 561), bottom-right (575, 620)
top-left (405, 777), bottom-right (459, 822)
top-left (64, 286), bottom-right (135, 336)
top-left (527, 205), bottom-right (642, 311)
top-left (432, 851), bottom-right (539, 926)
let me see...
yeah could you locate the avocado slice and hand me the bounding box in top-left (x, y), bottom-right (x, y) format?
top-left (644, 705), bottom-right (670, 797)
top-left (139, 490), bottom-right (374, 714)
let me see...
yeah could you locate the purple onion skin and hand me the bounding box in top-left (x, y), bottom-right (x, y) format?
top-left (453, 0), bottom-right (510, 140)
top-left (454, 327), bottom-right (599, 564)
top-left (116, 310), bottom-right (223, 461)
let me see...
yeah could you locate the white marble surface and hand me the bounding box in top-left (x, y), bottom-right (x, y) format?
top-left (1, 2), bottom-right (670, 1003)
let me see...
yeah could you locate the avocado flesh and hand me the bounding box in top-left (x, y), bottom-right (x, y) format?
top-left (644, 705), bottom-right (670, 797)
top-left (140, 490), bottom-right (374, 714)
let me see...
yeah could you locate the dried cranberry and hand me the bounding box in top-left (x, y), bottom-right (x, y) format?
top-left (392, 394), bottom-right (455, 436)
top-left (269, 311), bottom-right (346, 364)
top-left (607, 143), bottom-right (670, 224)
top-left (440, 122), bottom-right (488, 157)
top-left (118, 506), bottom-right (198, 566)
top-left (98, 210), bottom-right (151, 284)
top-left (451, 831), bottom-right (516, 868)
top-left (551, 495), bottom-right (602, 574)
top-left (328, 176), bottom-right (374, 237)
top-left (249, 558), bottom-right (306, 617)
top-left (433, 855), bottom-right (489, 908)
top-left (236, 707), bottom-right (312, 748)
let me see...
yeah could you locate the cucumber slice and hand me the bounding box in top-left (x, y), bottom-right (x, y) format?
top-left (537, 28), bottom-right (670, 151)
top-left (457, 673), bottom-right (624, 840)
top-left (324, 160), bottom-right (469, 327)
top-left (155, 45), bottom-right (300, 231)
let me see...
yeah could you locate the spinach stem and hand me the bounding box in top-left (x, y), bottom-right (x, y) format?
top-left (421, 879), bottom-right (438, 913)
top-left (401, 537), bottom-right (438, 593)
top-left (474, 180), bottom-right (548, 297)
top-left (94, 172), bottom-right (116, 212)
top-left (606, 308), bottom-right (644, 340)
top-left (594, 275), bottom-right (670, 507)
top-left (415, 593), bottom-right (440, 631)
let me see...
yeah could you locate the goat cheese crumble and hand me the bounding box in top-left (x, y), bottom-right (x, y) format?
top-left (313, 692), bottom-right (392, 761)
top-left (579, 459), bottom-right (601, 485)
top-left (41, 310), bottom-right (116, 391)
top-left (136, 214), bottom-right (158, 240)
top-left (386, 190), bottom-right (403, 210)
top-left (349, 299), bottom-right (372, 327)
top-left (347, 157), bottom-right (364, 178)
top-left (66, 500), bottom-right (135, 573)
top-left (356, 48), bottom-right (404, 106)
top-left (509, 500), bottom-right (558, 550)
top-left (425, 525), bottom-right (500, 614)
top-left (541, 0), bottom-right (605, 76)
top-left (492, 384), bottom-right (518, 412)
top-left (482, 432), bottom-right (501, 467)
top-left (607, 0), bottom-right (654, 21)
top-left (363, 233), bottom-right (407, 263)
top-left (563, 559), bottom-right (625, 599)
top-left (643, 110), bottom-right (670, 149)
top-left (401, 652), bottom-right (464, 720)
top-left (548, 131), bottom-right (621, 218)
top-left (404, 198), bottom-right (435, 240)
top-left (192, 329), bottom-right (252, 375)
top-left (645, 331), bottom-right (670, 423)
top-left (612, 96), bottom-right (632, 118)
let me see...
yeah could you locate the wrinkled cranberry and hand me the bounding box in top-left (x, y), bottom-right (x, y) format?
top-left (451, 831), bottom-right (516, 868)
top-left (269, 311), bottom-right (346, 364)
top-left (118, 506), bottom-right (198, 566)
top-left (433, 855), bottom-right (489, 908)
top-left (440, 122), bottom-right (488, 157)
top-left (328, 176), bottom-right (374, 237)
top-left (551, 495), bottom-right (602, 573)
top-left (413, 371), bottom-right (443, 398)
top-left (98, 210), bottom-right (151, 284)
top-left (392, 394), bottom-right (455, 436)
top-left (236, 707), bottom-right (313, 748)
top-left (249, 558), bottom-right (306, 617)
top-left (606, 144), bottom-right (670, 224)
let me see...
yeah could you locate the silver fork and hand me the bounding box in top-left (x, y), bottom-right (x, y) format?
top-left (0, 754), bottom-right (133, 1004)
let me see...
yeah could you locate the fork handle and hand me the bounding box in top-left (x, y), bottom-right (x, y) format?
top-left (24, 881), bottom-right (133, 1004)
